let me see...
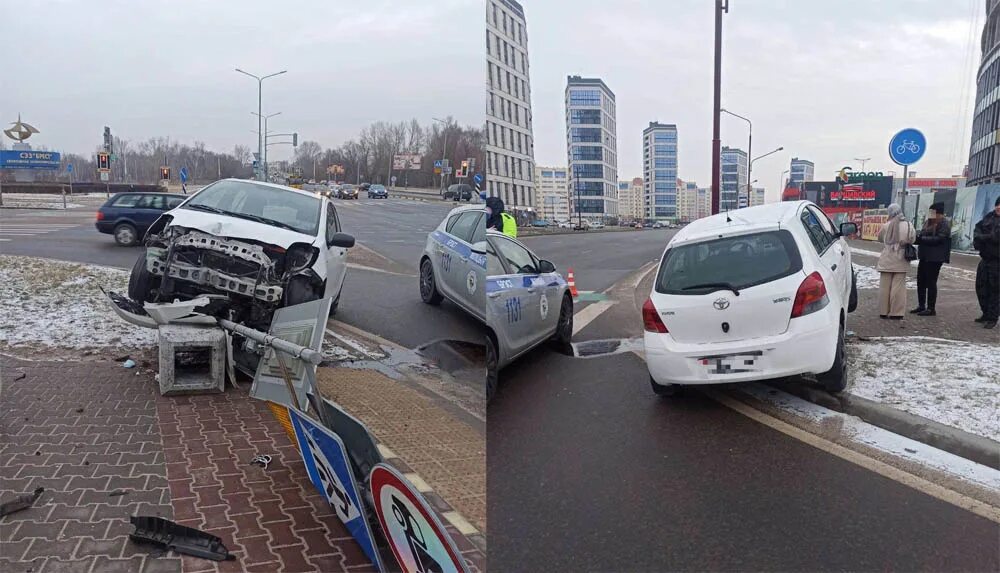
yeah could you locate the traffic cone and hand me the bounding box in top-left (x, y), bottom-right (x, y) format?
top-left (567, 268), bottom-right (579, 298)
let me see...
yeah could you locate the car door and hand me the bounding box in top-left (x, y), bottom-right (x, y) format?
top-left (485, 241), bottom-right (517, 361)
top-left (800, 206), bottom-right (844, 306)
top-left (323, 201), bottom-right (348, 298)
top-left (489, 235), bottom-right (545, 353)
top-left (810, 206), bottom-right (851, 302)
top-left (440, 211), bottom-right (484, 312)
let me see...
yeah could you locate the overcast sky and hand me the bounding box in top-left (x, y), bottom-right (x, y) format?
top-left (525, 0), bottom-right (983, 201)
top-left (2, 0), bottom-right (480, 162)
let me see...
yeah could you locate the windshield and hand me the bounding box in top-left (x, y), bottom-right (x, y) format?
top-left (182, 180), bottom-right (321, 236)
top-left (372, 185), bottom-right (385, 191)
top-left (655, 230), bottom-right (802, 295)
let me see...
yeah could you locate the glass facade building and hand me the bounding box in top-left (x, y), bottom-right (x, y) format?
top-left (969, 0), bottom-right (1000, 185)
top-left (486, 0), bottom-right (535, 210)
top-left (720, 146), bottom-right (747, 211)
top-left (641, 122), bottom-right (678, 220)
top-left (565, 76), bottom-right (618, 220)
top-left (789, 157), bottom-right (815, 187)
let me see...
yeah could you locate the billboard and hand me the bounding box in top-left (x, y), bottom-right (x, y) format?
top-left (392, 154), bottom-right (422, 170)
top-left (0, 150), bottom-right (61, 170)
top-left (803, 176), bottom-right (893, 209)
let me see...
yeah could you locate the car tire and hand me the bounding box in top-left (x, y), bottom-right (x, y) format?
top-left (284, 275), bottom-right (321, 307)
top-left (114, 223), bottom-right (139, 247)
top-left (419, 258), bottom-right (444, 305)
top-left (818, 320), bottom-right (848, 393)
top-left (550, 294), bottom-right (573, 355)
top-left (650, 376), bottom-right (680, 397)
top-left (847, 268), bottom-right (858, 313)
top-left (486, 335), bottom-right (499, 403)
top-left (127, 251), bottom-right (157, 302)
top-left (329, 284), bottom-right (342, 316)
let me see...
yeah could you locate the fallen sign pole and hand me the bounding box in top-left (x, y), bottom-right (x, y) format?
top-left (217, 318), bottom-right (322, 365)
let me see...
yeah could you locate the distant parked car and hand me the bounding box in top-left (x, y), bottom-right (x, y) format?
top-left (367, 184), bottom-right (388, 199)
top-left (95, 192), bottom-right (187, 246)
top-left (591, 221), bottom-right (605, 230)
top-left (443, 184), bottom-right (473, 201)
top-left (634, 223), bottom-right (643, 229)
top-left (360, 182), bottom-right (372, 192)
top-left (558, 221), bottom-right (572, 229)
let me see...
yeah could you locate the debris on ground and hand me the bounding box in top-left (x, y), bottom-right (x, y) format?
top-left (123, 359), bottom-right (136, 368)
top-left (847, 337), bottom-right (1000, 441)
top-left (129, 516), bottom-right (236, 561)
top-left (108, 489), bottom-right (129, 497)
top-left (0, 487), bottom-right (44, 518)
top-left (249, 454), bottom-right (272, 469)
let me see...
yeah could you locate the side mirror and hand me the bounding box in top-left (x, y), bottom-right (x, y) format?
top-left (839, 222), bottom-right (858, 237)
top-left (471, 241), bottom-right (488, 255)
top-left (538, 259), bottom-right (556, 273)
top-left (328, 232), bottom-right (355, 249)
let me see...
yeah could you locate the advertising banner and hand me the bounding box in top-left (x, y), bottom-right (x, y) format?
top-left (288, 406), bottom-right (385, 571)
top-left (0, 150), bottom-right (61, 170)
top-left (392, 154), bottom-right (422, 170)
top-left (861, 208), bottom-right (889, 241)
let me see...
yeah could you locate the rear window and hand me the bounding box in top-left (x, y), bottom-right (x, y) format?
top-left (111, 194), bottom-right (141, 208)
top-left (655, 230), bottom-right (802, 295)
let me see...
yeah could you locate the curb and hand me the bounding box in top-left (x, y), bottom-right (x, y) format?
top-left (377, 443), bottom-right (487, 555)
top-left (768, 380), bottom-right (1000, 470)
top-left (520, 227), bottom-right (651, 238)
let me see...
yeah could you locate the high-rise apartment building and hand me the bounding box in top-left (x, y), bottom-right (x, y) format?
top-left (968, 0), bottom-right (1000, 184)
top-left (720, 146), bottom-right (747, 211)
top-left (642, 122), bottom-right (678, 220)
top-left (789, 158), bottom-right (815, 188)
top-left (565, 76), bottom-right (618, 220)
top-left (750, 186), bottom-right (766, 207)
top-left (486, 0), bottom-right (535, 211)
top-left (535, 165), bottom-right (570, 222)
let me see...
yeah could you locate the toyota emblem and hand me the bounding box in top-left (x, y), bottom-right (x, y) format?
top-left (713, 297), bottom-right (730, 310)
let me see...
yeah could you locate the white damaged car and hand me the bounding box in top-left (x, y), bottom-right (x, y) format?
top-left (107, 179), bottom-right (355, 373)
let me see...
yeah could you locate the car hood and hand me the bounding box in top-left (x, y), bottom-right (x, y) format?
top-left (166, 208), bottom-right (317, 248)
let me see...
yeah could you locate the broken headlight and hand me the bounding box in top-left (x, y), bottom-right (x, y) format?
top-left (285, 243), bottom-right (319, 273)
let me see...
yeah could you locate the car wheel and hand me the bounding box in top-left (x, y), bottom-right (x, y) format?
top-left (114, 223), bottom-right (139, 247)
top-left (329, 284), bottom-right (342, 316)
top-left (284, 275), bottom-right (321, 307)
top-left (847, 268), bottom-right (858, 313)
top-left (419, 258), bottom-right (443, 305)
top-left (650, 376), bottom-right (680, 397)
top-left (550, 294), bottom-right (574, 355)
top-left (486, 335), bottom-right (498, 403)
top-left (127, 251), bottom-right (158, 302)
top-left (818, 320), bottom-right (848, 393)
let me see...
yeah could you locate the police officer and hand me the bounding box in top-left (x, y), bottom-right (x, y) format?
top-left (500, 210), bottom-right (517, 239)
top-left (973, 195), bottom-right (1000, 329)
top-left (485, 196), bottom-right (504, 233)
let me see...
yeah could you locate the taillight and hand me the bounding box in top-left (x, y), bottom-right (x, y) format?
top-left (96, 211), bottom-right (104, 221)
top-left (642, 298), bottom-right (668, 333)
top-left (791, 271), bottom-right (829, 318)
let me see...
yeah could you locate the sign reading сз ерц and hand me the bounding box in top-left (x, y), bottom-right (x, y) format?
top-left (0, 150), bottom-right (61, 170)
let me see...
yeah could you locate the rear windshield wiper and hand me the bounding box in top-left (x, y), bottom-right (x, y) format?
top-left (681, 282), bottom-right (741, 295)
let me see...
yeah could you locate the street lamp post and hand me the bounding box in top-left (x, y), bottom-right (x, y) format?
top-left (433, 117), bottom-right (449, 190)
top-left (235, 68), bottom-right (287, 180)
top-left (749, 146), bottom-right (783, 206)
top-left (711, 0), bottom-right (730, 215)
top-left (854, 157), bottom-right (871, 172)
top-left (252, 111), bottom-right (281, 181)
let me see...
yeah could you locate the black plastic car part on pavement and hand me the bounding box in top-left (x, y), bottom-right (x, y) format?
top-left (95, 192), bottom-right (185, 246)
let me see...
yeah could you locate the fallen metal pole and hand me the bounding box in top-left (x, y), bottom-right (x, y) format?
top-left (217, 318), bottom-right (322, 365)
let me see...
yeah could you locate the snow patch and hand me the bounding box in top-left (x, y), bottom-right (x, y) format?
top-left (0, 255), bottom-right (158, 351)
top-left (847, 337), bottom-right (1000, 442)
top-left (853, 264), bottom-right (916, 290)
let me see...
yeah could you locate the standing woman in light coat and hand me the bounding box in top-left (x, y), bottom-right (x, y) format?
top-left (876, 203), bottom-right (917, 319)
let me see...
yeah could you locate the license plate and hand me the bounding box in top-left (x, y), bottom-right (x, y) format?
top-left (699, 354), bottom-right (759, 375)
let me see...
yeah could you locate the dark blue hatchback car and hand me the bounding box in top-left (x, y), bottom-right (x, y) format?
top-left (95, 192), bottom-right (186, 246)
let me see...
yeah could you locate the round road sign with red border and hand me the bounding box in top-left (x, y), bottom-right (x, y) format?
top-left (369, 463), bottom-right (469, 573)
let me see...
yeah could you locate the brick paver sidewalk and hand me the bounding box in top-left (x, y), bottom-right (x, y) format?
top-left (1, 357), bottom-right (376, 573)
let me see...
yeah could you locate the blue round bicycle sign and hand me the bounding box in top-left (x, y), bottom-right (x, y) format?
top-left (889, 128), bottom-right (926, 166)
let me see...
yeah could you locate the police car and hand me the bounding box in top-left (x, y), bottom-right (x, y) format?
top-left (420, 205), bottom-right (487, 322)
top-left (484, 230), bottom-right (573, 401)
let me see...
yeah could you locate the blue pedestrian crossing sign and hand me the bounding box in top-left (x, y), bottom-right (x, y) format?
top-left (434, 159), bottom-right (443, 169)
top-left (473, 173), bottom-right (483, 184)
top-left (889, 128), bottom-right (926, 166)
top-left (287, 405), bottom-right (384, 571)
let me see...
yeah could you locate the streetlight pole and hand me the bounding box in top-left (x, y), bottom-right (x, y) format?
top-left (433, 117), bottom-right (449, 190)
top-left (854, 157), bottom-right (871, 172)
top-left (721, 108), bottom-right (752, 208)
top-left (235, 68), bottom-right (287, 180)
top-left (711, 0), bottom-right (729, 215)
top-left (749, 146), bottom-right (783, 206)
top-left (252, 111), bottom-right (281, 182)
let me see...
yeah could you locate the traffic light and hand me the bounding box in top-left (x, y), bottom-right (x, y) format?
top-left (97, 153), bottom-right (110, 171)
top-left (160, 167), bottom-right (170, 180)
top-left (292, 133), bottom-right (298, 147)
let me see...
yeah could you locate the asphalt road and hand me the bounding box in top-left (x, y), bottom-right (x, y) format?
top-left (0, 198), bottom-right (485, 349)
top-left (488, 231), bottom-right (1000, 572)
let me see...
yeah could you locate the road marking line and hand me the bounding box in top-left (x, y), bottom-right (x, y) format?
top-left (346, 263), bottom-right (416, 277)
top-left (325, 328), bottom-right (380, 359)
top-left (706, 389), bottom-right (1000, 524)
top-left (0, 233), bottom-right (34, 236)
top-left (573, 300), bottom-right (616, 335)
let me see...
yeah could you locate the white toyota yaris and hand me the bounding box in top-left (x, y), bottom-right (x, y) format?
top-left (643, 201), bottom-right (858, 395)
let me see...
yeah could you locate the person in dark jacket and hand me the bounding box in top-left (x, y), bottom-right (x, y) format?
top-left (973, 195), bottom-right (1000, 328)
top-left (485, 196), bottom-right (504, 233)
top-left (911, 202), bottom-right (951, 316)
